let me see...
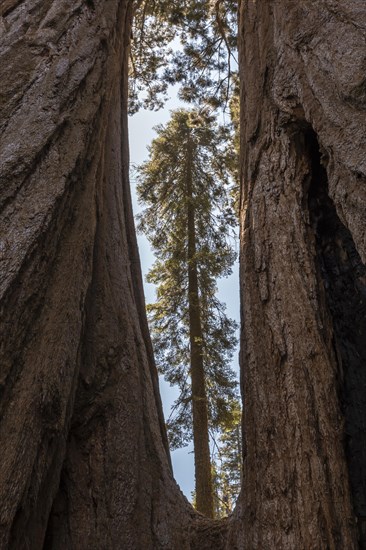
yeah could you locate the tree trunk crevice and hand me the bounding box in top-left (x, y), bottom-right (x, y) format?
top-left (306, 127), bottom-right (366, 548)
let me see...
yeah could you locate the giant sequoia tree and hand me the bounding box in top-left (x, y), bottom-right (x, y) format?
top-left (0, 1), bottom-right (194, 548)
top-left (235, 1), bottom-right (366, 548)
top-left (1, 1), bottom-right (365, 549)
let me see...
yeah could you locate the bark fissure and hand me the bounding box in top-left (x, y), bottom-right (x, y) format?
top-left (307, 129), bottom-right (366, 548)
top-left (235, 2), bottom-right (366, 546)
top-left (0, 2), bottom-right (195, 548)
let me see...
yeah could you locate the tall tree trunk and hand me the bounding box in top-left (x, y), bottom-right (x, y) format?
top-left (228, 1), bottom-right (366, 548)
top-left (0, 2), bottom-right (203, 548)
top-left (186, 137), bottom-right (214, 519)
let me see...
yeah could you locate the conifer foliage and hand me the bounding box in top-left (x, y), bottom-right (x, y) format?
top-left (212, 400), bottom-right (242, 517)
top-left (137, 109), bottom-right (239, 517)
top-left (129, 0), bottom-right (238, 113)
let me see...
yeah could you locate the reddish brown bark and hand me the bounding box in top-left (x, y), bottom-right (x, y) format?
top-left (228, 1), bottom-right (366, 548)
top-left (0, 1), bottom-right (195, 548)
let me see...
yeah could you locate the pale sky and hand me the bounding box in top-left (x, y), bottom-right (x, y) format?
top-left (128, 90), bottom-right (240, 500)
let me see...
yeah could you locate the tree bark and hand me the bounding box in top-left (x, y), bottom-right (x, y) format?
top-left (229, 1), bottom-right (366, 548)
top-left (186, 137), bottom-right (214, 519)
top-left (0, 2), bottom-right (199, 548)
top-left (1, 0), bottom-right (366, 548)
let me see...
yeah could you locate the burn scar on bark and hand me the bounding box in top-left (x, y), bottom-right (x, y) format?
top-left (306, 128), bottom-right (366, 548)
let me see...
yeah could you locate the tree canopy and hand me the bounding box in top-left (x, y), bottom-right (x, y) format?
top-left (129, 0), bottom-right (238, 114)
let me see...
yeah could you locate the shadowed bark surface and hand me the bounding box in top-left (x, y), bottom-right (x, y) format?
top-left (231, 1), bottom-right (366, 548)
top-left (1, 0), bottom-right (366, 549)
top-left (0, 1), bottom-right (202, 548)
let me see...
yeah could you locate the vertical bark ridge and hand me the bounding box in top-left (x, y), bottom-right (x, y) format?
top-left (0, 1), bottom-right (195, 548)
top-left (2, 0), bottom-right (365, 547)
top-left (231, 1), bottom-right (366, 547)
top-left (43, 2), bottom-right (193, 548)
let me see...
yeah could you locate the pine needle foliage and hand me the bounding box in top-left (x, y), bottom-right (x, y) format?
top-left (129, 0), bottom-right (238, 114)
top-left (212, 400), bottom-right (242, 517)
top-left (136, 108), bottom-right (238, 450)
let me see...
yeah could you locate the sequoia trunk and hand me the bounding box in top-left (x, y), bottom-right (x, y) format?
top-left (229, 1), bottom-right (366, 548)
top-left (0, 1), bottom-right (196, 548)
top-left (186, 137), bottom-right (214, 519)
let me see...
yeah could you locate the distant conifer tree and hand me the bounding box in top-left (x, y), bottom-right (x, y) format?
top-left (137, 108), bottom-right (239, 517)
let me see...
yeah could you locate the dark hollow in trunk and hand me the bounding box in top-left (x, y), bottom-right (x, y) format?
top-left (306, 129), bottom-right (366, 548)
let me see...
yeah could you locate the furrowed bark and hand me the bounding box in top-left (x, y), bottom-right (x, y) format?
top-left (229, 1), bottom-right (366, 548)
top-left (0, 1), bottom-right (196, 548)
top-left (1, 0), bottom-right (365, 548)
